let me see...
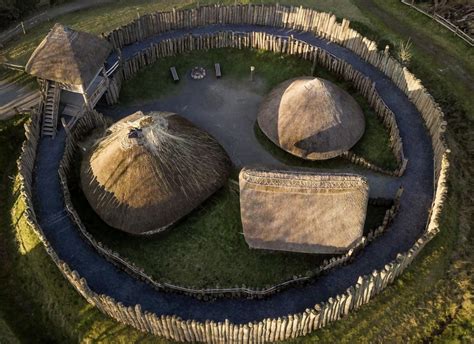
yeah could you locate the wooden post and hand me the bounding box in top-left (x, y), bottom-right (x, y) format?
top-left (311, 58), bottom-right (317, 76)
top-left (250, 65), bottom-right (255, 81)
top-left (21, 21), bottom-right (26, 34)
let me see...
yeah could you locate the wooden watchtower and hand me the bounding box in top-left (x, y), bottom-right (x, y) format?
top-left (25, 23), bottom-right (112, 137)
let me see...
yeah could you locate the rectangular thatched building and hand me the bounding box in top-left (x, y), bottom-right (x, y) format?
top-left (239, 168), bottom-right (369, 254)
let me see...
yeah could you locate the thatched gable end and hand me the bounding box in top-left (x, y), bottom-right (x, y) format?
top-left (81, 111), bottom-right (231, 235)
top-left (257, 77), bottom-right (365, 160)
top-left (25, 23), bottom-right (112, 87)
top-left (239, 168), bottom-right (369, 254)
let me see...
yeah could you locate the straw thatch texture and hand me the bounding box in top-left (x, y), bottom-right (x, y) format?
top-left (257, 77), bottom-right (365, 160)
top-left (25, 23), bottom-right (112, 88)
top-left (80, 111), bottom-right (231, 235)
top-left (239, 168), bottom-right (369, 254)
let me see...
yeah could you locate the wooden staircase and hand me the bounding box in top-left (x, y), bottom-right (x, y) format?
top-left (41, 81), bottom-right (60, 138)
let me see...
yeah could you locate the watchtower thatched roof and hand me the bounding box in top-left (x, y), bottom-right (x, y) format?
top-left (80, 111), bottom-right (231, 235)
top-left (239, 168), bottom-right (369, 254)
top-left (25, 23), bottom-right (112, 88)
top-left (257, 77), bottom-right (365, 160)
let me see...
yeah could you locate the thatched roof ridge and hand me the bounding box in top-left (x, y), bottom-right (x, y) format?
top-left (25, 23), bottom-right (112, 87)
top-left (239, 167), bottom-right (369, 254)
top-left (241, 168), bottom-right (368, 189)
top-left (257, 77), bottom-right (365, 160)
top-left (81, 111), bottom-right (231, 235)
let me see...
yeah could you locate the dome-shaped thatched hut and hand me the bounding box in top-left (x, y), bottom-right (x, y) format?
top-left (81, 111), bottom-right (231, 235)
top-left (257, 77), bottom-right (365, 160)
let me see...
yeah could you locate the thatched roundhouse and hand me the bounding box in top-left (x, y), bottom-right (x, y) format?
top-left (257, 77), bottom-right (365, 160)
top-left (239, 168), bottom-right (369, 254)
top-left (81, 111), bottom-right (231, 235)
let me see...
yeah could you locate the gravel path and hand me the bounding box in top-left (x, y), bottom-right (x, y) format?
top-left (32, 25), bottom-right (433, 324)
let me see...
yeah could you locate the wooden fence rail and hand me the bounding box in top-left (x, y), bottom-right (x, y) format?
top-left (18, 133), bottom-right (449, 340)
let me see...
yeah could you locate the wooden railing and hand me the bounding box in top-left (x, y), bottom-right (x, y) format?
top-left (88, 76), bottom-right (108, 107)
top-left (1, 62), bottom-right (25, 71)
top-left (105, 60), bottom-right (120, 77)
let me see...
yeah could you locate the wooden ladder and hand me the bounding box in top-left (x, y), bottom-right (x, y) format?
top-left (41, 81), bottom-right (60, 138)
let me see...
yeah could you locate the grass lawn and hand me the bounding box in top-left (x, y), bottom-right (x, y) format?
top-left (120, 47), bottom-right (398, 171)
top-left (0, 67), bottom-right (36, 90)
top-left (0, 0), bottom-right (472, 342)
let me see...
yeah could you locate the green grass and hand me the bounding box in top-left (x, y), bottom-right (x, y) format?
top-left (120, 47), bottom-right (316, 103)
top-left (0, 67), bottom-right (36, 90)
top-left (121, 47), bottom-right (398, 171)
top-left (0, 115), bottom-right (387, 342)
top-left (0, 317), bottom-right (19, 344)
top-left (93, 47), bottom-right (397, 288)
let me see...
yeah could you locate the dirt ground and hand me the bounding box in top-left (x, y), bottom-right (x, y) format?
top-left (103, 75), bottom-right (276, 166)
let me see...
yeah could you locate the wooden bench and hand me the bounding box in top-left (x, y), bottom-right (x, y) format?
top-left (170, 67), bottom-right (179, 82)
top-left (214, 63), bottom-right (221, 78)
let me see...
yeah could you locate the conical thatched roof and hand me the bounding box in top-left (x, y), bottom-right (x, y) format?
top-left (80, 111), bottom-right (231, 235)
top-left (257, 77), bottom-right (365, 160)
top-left (25, 23), bottom-right (112, 87)
top-left (239, 168), bottom-right (369, 254)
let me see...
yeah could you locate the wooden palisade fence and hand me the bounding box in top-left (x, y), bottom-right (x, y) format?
top-left (17, 4), bottom-right (449, 343)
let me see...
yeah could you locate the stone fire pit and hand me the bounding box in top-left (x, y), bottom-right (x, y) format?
top-left (191, 66), bottom-right (206, 80)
